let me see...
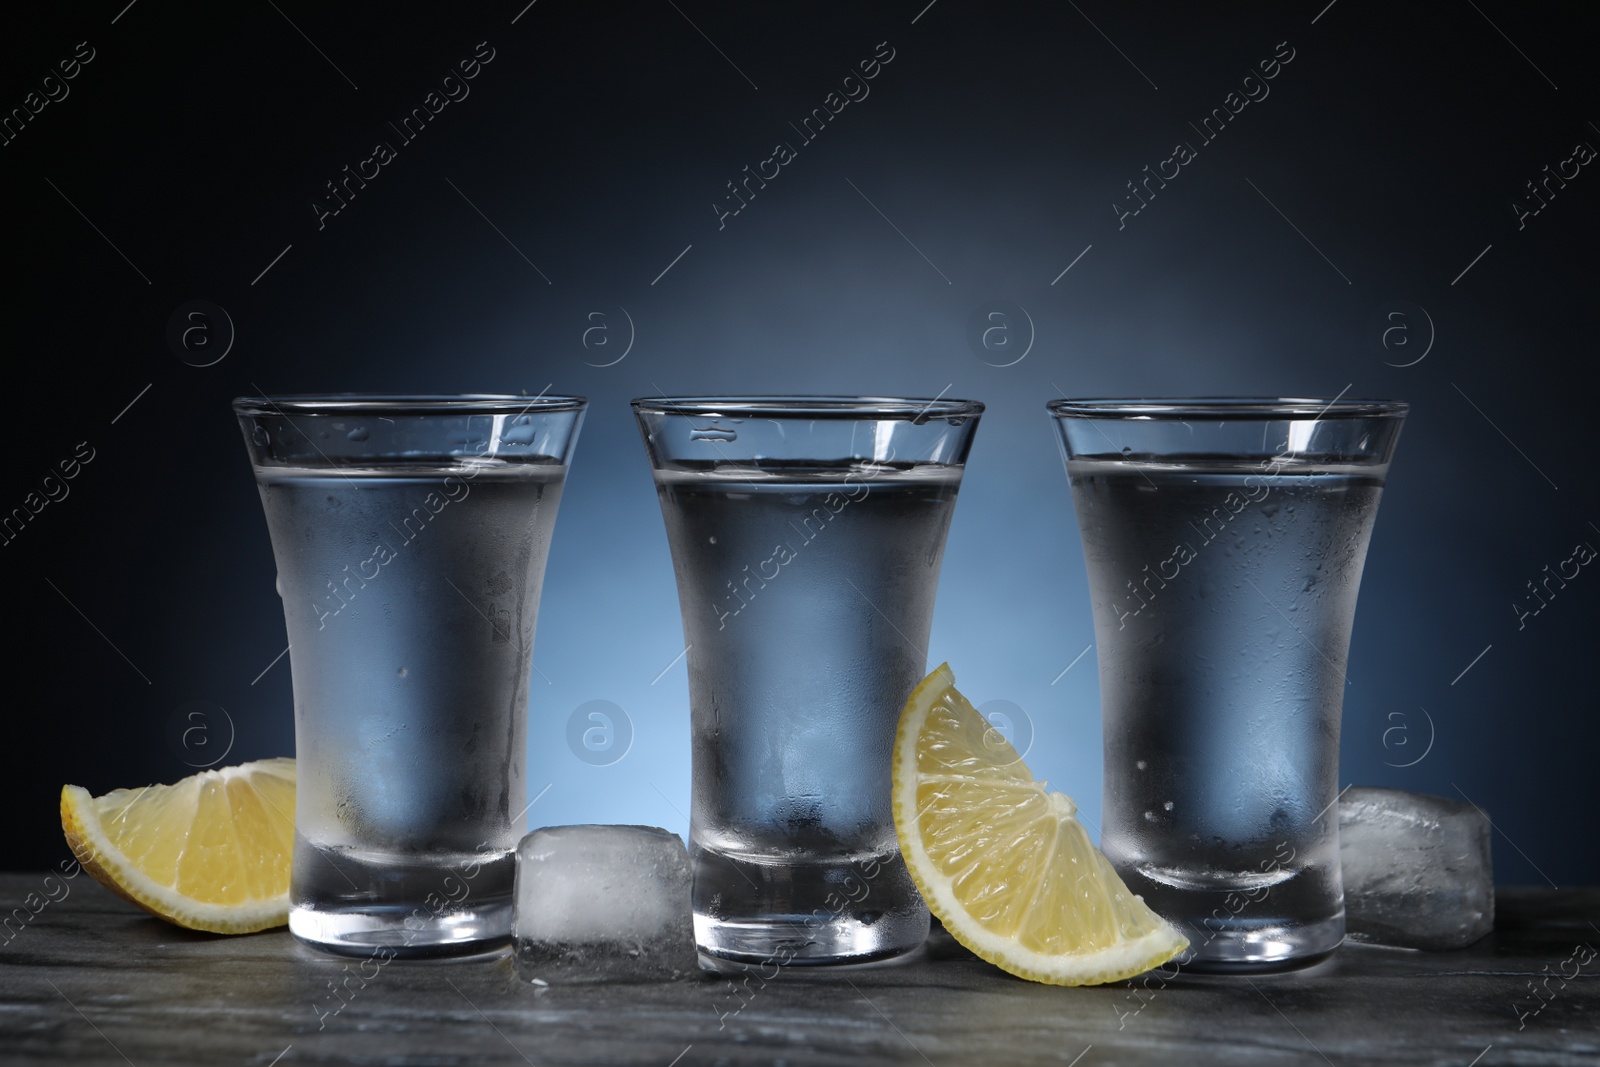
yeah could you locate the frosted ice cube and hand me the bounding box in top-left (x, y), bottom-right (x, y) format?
top-left (513, 824), bottom-right (697, 982)
top-left (1338, 787), bottom-right (1494, 950)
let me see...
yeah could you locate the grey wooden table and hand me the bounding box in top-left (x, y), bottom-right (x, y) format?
top-left (1, 874), bottom-right (1594, 1066)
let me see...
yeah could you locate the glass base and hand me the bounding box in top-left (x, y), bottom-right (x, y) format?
top-left (1174, 911), bottom-right (1345, 973)
top-left (1109, 851), bottom-right (1346, 973)
top-left (289, 900), bottom-right (513, 958)
top-left (289, 837), bottom-right (515, 957)
top-left (693, 912), bottom-right (930, 969)
top-left (691, 844), bottom-right (929, 968)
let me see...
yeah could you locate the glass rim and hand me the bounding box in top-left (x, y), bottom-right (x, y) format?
top-left (1046, 396), bottom-right (1408, 420)
top-left (631, 395), bottom-right (984, 419)
top-left (232, 393), bottom-right (587, 416)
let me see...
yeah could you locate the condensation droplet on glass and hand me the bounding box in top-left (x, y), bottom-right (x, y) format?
top-left (1136, 760), bottom-right (1148, 771)
top-left (1120, 445), bottom-right (1132, 456)
top-left (1144, 810), bottom-right (1157, 822)
top-left (347, 426), bottom-right (369, 442)
top-left (1163, 800), bottom-right (1174, 811)
top-left (708, 536), bottom-right (717, 544)
top-left (397, 667), bottom-right (407, 678)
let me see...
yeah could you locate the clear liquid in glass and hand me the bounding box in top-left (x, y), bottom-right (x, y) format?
top-left (656, 465), bottom-right (956, 965)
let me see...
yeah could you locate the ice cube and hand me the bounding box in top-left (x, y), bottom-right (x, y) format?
top-left (513, 824), bottom-right (697, 982)
top-left (1338, 787), bottom-right (1494, 950)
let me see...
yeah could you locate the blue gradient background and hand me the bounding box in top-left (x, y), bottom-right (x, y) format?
top-left (4, 2), bottom-right (1595, 885)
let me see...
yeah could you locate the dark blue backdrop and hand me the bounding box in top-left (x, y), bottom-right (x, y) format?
top-left (4, 1), bottom-right (1595, 885)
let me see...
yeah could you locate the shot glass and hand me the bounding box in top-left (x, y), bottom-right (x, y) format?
top-left (234, 394), bottom-right (585, 956)
top-left (1050, 397), bottom-right (1406, 971)
top-left (633, 396), bottom-right (983, 967)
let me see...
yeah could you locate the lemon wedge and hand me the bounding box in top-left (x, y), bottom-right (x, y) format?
top-left (892, 665), bottom-right (1186, 985)
top-left (60, 758), bottom-right (296, 934)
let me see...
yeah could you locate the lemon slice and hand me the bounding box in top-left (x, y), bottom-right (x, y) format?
top-left (60, 758), bottom-right (296, 934)
top-left (892, 665), bottom-right (1186, 985)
